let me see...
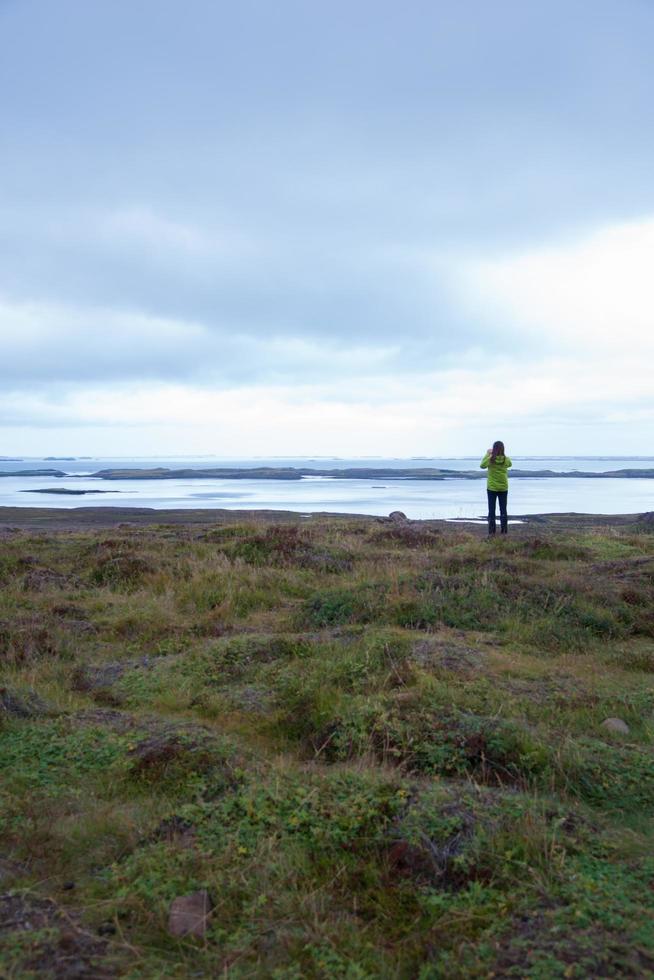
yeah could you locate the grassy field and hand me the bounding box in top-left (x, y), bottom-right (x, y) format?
top-left (2, 515), bottom-right (654, 978)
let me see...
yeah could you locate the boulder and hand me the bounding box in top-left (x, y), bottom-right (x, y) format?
top-left (601, 717), bottom-right (630, 735)
top-left (389, 511), bottom-right (408, 523)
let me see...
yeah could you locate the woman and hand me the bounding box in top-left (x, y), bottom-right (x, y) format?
top-left (480, 441), bottom-right (512, 535)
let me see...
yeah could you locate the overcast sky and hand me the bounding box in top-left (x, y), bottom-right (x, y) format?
top-left (1, 0), bottom-right (653, 457)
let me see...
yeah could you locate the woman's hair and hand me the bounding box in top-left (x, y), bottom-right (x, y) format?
top-left (490, 440), bottom-right (505, 462)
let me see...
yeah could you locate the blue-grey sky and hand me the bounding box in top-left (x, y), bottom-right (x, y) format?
top-left (2, 0), bottom-right (653, 455)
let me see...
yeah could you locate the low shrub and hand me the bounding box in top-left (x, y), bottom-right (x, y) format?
top-left (302, 583), bottom-right (388, 627)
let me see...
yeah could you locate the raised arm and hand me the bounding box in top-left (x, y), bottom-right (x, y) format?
top-left (480, 451), bottom-right (491, 469)
top-left (505, 456), bottom-right (513, 469)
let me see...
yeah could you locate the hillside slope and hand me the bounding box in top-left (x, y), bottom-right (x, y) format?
top-left (2, 516), bottom-right (654, 977)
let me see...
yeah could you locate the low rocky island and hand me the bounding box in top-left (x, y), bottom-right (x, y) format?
top-left (88, 465), bottom-right (654, 480)
top-left (20, 488), bottom-right (118, 495)
top-left (3, 465), bottom-right (654, 482)
top-left (0, 468), bottom-right (67, 478)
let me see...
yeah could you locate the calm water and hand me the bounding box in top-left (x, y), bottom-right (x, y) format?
top-left (0, 456), bottom-right (652, 520)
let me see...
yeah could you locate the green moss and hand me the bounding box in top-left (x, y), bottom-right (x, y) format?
top-left (559, 737), bottom-right (654, 811)
top-left (0, 719), bottom-right (129, 800)
top-left (303, 583), bottom-right (388, 627)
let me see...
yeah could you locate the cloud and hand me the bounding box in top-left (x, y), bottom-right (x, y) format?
top-left (0, 294), bottom-right (400, 385)
top-left (3, 213), bottom-right (654, 456)
top-left (0, 198), bottom-right (487, 363)
top-left (2, 345), bottom-right (652, 454)
top-left (466, 217), bottom-right (654, 353)
top-left (2, 1), bottom-right (654, 455)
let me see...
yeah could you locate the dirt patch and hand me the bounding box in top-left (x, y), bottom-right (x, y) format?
top-left (127, 731), bottom-right (216, 777)
top-left (410, 637), bottom-right (486, 673)
top-left (490, 906), bottom-right (654, 978)
top-left (1, 686), bottom-right (54, 719)
top-left (219, 684), bottom-right (274, 714)
top-left (71, 708), bottom-right (139, 732)
top-left (128, 732), bottom-right (191, 770)
top-left (0, 617), bottom-right (61, 664)
top-left (370, 524), bottom-right (444, 548)
top-left (72, 656), bottom-right (158, 693)
top-left (49, 604), bottom-right (97, 636)
top-left (64, 619), bottom-right (99, 637)
top-left (146, 815), bottom-right (197, 849)
top-left (589, 555), bottom-right (654, 577)
top-left (71, 655), bottom-right (176, 704)
top-left (500, 674), bottom-right (594, 707)
top-left (52, 604), bottom-right (89, 619)
top-left (387, 807), bottom-right (475, 888)
top-left (64, 709), bottom-right (244, 790)
top-left (22, 566), bottom-right (81, 592)
top-left (82, 714), bottom-right (243, 787)
top-left (0, 892), bottom-right (117, 978)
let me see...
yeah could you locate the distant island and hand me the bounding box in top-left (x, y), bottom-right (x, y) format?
top-left (2, 465), bottom-right (654, 482)
top-left (0, 469), bottom-right (69, 477)
top-left (20, 488), bottom-right (118, 495)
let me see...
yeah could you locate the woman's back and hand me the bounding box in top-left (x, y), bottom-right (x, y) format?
top-left (480, 450), bottom-right (512, 491)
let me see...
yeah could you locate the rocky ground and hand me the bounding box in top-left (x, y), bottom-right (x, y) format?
top-left (0, 504), bottom-right (652, 532)
top-left (1, 510), bottom-right (654, 977)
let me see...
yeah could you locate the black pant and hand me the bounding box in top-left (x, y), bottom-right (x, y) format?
top-left (487, 490), bottom-right (508, 534)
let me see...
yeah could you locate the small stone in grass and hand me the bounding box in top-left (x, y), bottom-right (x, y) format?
top-left (168, 890), bottom-right (213, 939)
top-left (601, 717), bottom-right (630, 735)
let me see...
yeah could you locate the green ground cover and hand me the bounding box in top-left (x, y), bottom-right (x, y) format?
top-left (1, 518), bottom-right (654, 977)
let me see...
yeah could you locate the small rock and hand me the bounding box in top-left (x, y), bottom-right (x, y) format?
top-left (389, 511), bottom-right (408, 523)
top-left (168, 890), bottom-right (213, 939)
top-left (601, 717), bottom-right (630, 734)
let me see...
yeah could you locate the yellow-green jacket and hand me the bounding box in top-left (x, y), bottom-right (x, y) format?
top-left (480, 452), bottom-right (512, 491)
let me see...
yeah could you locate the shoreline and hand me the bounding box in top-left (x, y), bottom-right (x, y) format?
top-left (3, 464), bottom-right (654, 481)
top-left (0, 505), bottom-right (651, 534)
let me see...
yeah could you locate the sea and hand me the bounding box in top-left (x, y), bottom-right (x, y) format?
top-left (0, 456), bottom-right (653, 521)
